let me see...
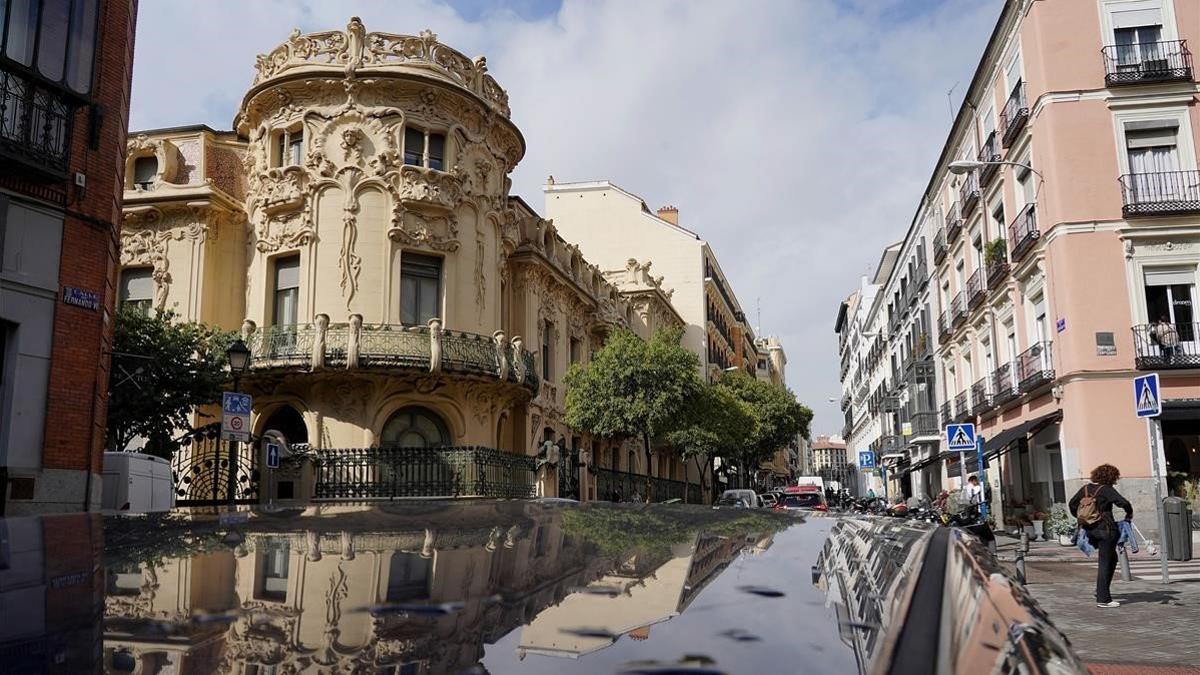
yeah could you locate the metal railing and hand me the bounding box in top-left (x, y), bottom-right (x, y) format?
top-left (978, 132), bottom-right (1001, 186)
top-left (987, 259), bottom-right (1010, 289)
top-left (253, 324), bottom-right (317, 362)
top-left (953, 390), bottom-right (971, 421)
top-left (938, 310), bottom-right (952, 341)
top-left (959, 172), bottom-right (981, 216)
top-left (1132, 322), bottom-right (1200, 370)
top-left (1016, 342), bottom-right (1054, 392)
top-left (933, 228), bottom-right (948, 264)
top-left (951, 291), bottom-right (967, 326)
top-left (945, 202), bottom-right (964, 242)
top-left (970, 377), bottom-right (991, 415)
top-left (966, 267), bottom-right (987, 309)
top-left (1102, 40), bottom-right (1192, 86)
top-left (1008, 203), bottom-right (1039, 262)
top-left (908, 411), bottom-right (939, 436)
top-left (1119, 170), bottom-right (1200, 217)
top-left (594, 468), bottom-right (701, 503)
top-left (992, 362), bottom-right (1018, 405)
top-left (0, 65), bottom-right (75, 176)
top-left (313, 446), bottom-right (537, 500)
top-left (940, 400), bottom-right (952, 426)
top-left (1000, 81), bottom-right (1028, 148)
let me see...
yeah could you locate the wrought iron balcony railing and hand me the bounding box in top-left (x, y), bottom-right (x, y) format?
top-left (987, 259), bottom-right (1010, 289)
top-left (966, 267), bottom-right (987, 309)
top-left (1016, 341), bottom-right (1054, 392)
top-left (945, 202), bottom-right (965, 242)
top-left (1000, 81), bottom-right (1029, 148)
top-left (247, 320), bottom-right (539, 392)
top-left (938, 310), bottom-right (952, 341)
top-left (939, 400), bottom-right (952, 426)
top-left (953, 390), bottom-right (971, 422)
top-left (908, 411), bottom-right (939, 437)
top-left (1132, 322), bottom-right (1200, 370)
top-left (933, 228), bottom-right (949, 264)
top-left (969, 377), bottom-right (992, 415)
top-left (312, 445), bottom-right (538, 500)
top-left (978, 132), bottom-right (1001, 187)
top-left (0, 64), bottom-right (76, 177)
top-left (1102, 40), bottom-right (1193, 86)
top-left (1008, 202), bottom-right (1039, 262)
top-left (959, 171), bottom-right (981, 216)
top-left (951, 291), bottom-right (967, 327)
top-left (1119, 170), bottom-right (1200, 217)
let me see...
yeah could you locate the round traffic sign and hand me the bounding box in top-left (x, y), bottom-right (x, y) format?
top-left (230, 416), bottom-right (244, 431)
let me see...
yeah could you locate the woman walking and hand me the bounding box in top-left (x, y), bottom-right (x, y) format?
top-left (1069, 463), bottom-right (1134, 608)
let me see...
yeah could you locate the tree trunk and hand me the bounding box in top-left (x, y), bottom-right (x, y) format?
top-left (643, 432), bottom-right (653, 503)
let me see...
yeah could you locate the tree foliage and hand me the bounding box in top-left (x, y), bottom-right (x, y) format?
top-left (564, 327), bottom-right (701, 472)
top-left (715, 371), bottom-right (812, 466)
top-left (106, 309), bottom-right (234, 458)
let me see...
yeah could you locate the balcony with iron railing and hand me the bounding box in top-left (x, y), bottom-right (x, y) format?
top-left (933, 228), bottom-right (949, 264)
top-left (1102, 40), bottom-right (1192, 87)
top-left (1000, 81), bottom-right (1028, 148)
top-left (951, 291), bottom-right (967, 327)
top-left (991, 361), bottom-right (1018, 406)
top-left (977, 132), bottom-right (1001, 187)
top-left (953, 390), bottom-right (971, 422)
top-left (914, 259), bottom-right (929, 290)
top-left (969, 377), bottom-right (991, 416)
top-left (1132, 322), bottom-right (1200, 370)
top-left (907, 410), bottom-right (940, 438)
top-left (1016, 341), bottom-right (1054, 392)
top-left (987, 255), bottom-right (1010, 291)
top-left (0, 63), bottom-right (77, 178)
top-left (939, 400), bottom-right (953, 426)
top-left (966, 267), bottom-right (987, 310)
top-left (246, 320), bottom-right (540, 393)
top-left (1008, 203), bottom-right (1039, 262)
top-left (938, 310), bottom-right (953, 342)
top-left (959, 172), bottom-right (981, 216)
top-left (945, 202), bottom-right (965, 241)
top-left (1119, 170), bottom-right (1200, 217)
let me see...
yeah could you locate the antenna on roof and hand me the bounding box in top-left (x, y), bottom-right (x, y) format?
top-left (945, 81), bottom-right (959, 124)
top-left (756, 297), bottom-right (761, 335)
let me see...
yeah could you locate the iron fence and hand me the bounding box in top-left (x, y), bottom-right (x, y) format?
top-left (1102, 40), bottom-right (1192, 86)
top-left (1132, 322), bottom-right (1200, 369)
top-left (1119, 171), bottom-right (1200, 217)
top-left (594, 467), bottom-right (700, 503)
top-left (313, 446), bottom-right (537, 500)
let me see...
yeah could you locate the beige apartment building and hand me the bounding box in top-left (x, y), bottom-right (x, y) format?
top-left (838, 0), bottom-right (1200, 538)
top-left (117, 21), bottom-right (696, 504)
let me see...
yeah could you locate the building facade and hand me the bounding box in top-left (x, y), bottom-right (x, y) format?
top-left (0, 0), bottom-right (138, 515)
top-left (117, 21), bottom-right (702, 504)
top-left (836, 0), bottom-right (1200, 538)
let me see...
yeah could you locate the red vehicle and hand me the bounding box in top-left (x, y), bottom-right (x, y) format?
top-left (774, 485), bottom-right (828, 512)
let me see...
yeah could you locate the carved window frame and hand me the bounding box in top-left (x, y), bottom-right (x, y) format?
top-left (402, 123), bottom-right (449, 172)
top-left (124, 138), bottom-right (178, 191)
top-left (271, 123), bottom-right (305, 168)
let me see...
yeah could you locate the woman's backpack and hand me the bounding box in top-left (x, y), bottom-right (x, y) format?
top-left (1076, 485), bottom-right (1103, 527)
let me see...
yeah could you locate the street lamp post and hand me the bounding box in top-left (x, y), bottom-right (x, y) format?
top-left (225, 339), bottom-right (251, 507)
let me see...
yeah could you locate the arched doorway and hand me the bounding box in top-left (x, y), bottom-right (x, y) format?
top-left (262, 405), bottom-right (308, 446)
top-left (381, 406), bottom-right (451, 447)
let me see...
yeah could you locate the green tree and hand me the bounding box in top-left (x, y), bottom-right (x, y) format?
top-left (663, 382), bottom-right (753, 494)
top-left (564, 327), bottom-right (701, 496)
top-left (716, 371), bottom-right (813, 471)
top-left (107, 309), bottom-right (234, 458)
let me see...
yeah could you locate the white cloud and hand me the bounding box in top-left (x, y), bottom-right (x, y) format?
top-left (130, 0), bottom-right (1001, 434)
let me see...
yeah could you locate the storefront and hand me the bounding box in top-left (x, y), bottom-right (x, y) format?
top-left (983, 411), bottom-right (1063, 529)
top-left (1160, 401), bottom-right (1200, 502)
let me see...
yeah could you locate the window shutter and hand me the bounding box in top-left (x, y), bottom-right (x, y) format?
top-left (1111, 4), bottom-right (1163, 29)
top-left (1144, 268), bottom-right (1195, 287)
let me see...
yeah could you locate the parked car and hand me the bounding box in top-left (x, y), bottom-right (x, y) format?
top-left (720, 489), bottom-right (761, 509)
top-left (775, 485), bottom-right (827, 512)
top-left (759, 492), bottom-right (778, 508)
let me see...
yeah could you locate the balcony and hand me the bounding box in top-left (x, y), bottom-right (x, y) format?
top-left (0, 64), bottom-right (77, 178)
top-left (938, 310), bottom-right (952, 342)
top-left (958, 172), bottom-right (981, 216)
top-left (987, 259), bottom-right (1010, 290)
top-left (977, 132), bottom-right (1001, 187)
top-left (966, 267), bottom-right (987, 309)
top-left (1132, 322), bottom-right (1200, 370)
top-left (247, 321), bottom-right (540, 393)
top-left (951, 291), bottom-right (967, 327)
top-left (992, 362), bottom-right (1018, 406)
top-left (969, 377), bottom-right (992, 416)
top-left (1119, 171), bottom-right (1200, 217)
top-left (1008, 203), bottom-right (1039, 262)
top-left (908, 411), bottom-right (939, 437)
top-left (933, 228), bottom-right (949, 264)
top-left (939, 400), bottom-right (952, 426)
top-left (944, 203), bottom-right (964, 243)
top-left (1000, 81), bottom-right (1028, 149)
top-left (1015, 341), bottom-right (1054, 392)
top-left (953, 390), bottom-right (971, 422)
top-left (1102, 40), bottom-right (1193, 87)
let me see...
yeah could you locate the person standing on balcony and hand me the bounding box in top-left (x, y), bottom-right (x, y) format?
top-left (1069, 464), bottom-right (1133, 608)
top-left (1152, 315), bottom-right (1179, 364)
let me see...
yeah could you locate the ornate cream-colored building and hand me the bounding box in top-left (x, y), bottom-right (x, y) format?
top-left (118, 20), bottom-right (688, 502)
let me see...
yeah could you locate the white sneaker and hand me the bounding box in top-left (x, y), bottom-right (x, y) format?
top-left (1096, 601), bottom-right (1120, 608)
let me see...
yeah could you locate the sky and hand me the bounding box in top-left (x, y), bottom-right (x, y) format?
top-left (129, 0), bottom-right (1002, 437)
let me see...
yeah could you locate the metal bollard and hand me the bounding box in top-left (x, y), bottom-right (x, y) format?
top-left (1118, 545), bottom-right (1132, 582)
top-left (1015, 529), bottom-right (1029, 583)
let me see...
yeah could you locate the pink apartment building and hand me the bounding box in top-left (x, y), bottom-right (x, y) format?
top-left (843, 0), bottom-right (1199, 539)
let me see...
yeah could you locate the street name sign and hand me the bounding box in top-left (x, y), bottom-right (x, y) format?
top-left (222, 392), bottom-right (252, 442)
top-left (858, 450), bottom-right (876, 470)
top-left (1134, 373), bottom-right (1160, 418)
top-left (946, 423), bottom-right (976, 451)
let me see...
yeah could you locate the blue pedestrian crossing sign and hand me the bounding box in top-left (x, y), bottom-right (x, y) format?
top-left (1134, 373), bottom-right (1161, 418)
top-left (946, 423), bottom-right (976, 451)
top-left (858, 450), bottom-right (876, 470)
top-left (266, 442), bottom-right (281, 469)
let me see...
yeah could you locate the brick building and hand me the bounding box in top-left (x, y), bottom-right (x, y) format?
top-left (1, 0), bottom-right (138, 514)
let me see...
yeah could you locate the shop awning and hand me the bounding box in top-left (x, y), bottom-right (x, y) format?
top-left (983, 411), bottom-right (1062, 459)
top-left (1160, 399), bottom-right (1200, 421)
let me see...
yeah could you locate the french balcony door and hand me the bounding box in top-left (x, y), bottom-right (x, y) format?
top-left (1144, 270), bottom-right (1197, 348)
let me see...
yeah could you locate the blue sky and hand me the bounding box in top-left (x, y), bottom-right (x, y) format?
top-left (130, 0), bottom-right (1002, 436)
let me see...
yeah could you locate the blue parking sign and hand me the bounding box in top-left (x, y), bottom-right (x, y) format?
top-left (858, 450), bottom-right (876, 470)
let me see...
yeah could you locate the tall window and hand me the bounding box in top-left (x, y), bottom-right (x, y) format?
top-left (132, 156), bottom-right (157, 189)
top-left (1144, 269), bottom-right (1196, 341)
top-left (989, 200), bottom-right (1005, 240)
top-left (119, 268), bottom-right (153, 316)
top-left (1125, 122), bottom-right (1179, 174)
top-left (259, 541), bottom-right (290, 601)
top-left (1112, 5), bottom-right (1163, 70)
top-left (2, 0), bottom-right (100, 94)
top-left (404, 126), bottom-right (446, 171)
top-left (400, 253), bottom-right (441, 326)
top-left (274, 127), bottom-right (303, 167)
top-left (541, 320), bottom-right (554, 381)
top-left (272, 255), bottom-right (299, 326)
top-left (569, 336), bottom-right (581, 365)
top-left (386, 552), bottom-right (431, 602)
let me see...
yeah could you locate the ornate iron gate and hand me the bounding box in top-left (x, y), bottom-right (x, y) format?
top-left (557, 447), bottom-right (580, 500)
top-left (170, 425), bottom-right (260, 505)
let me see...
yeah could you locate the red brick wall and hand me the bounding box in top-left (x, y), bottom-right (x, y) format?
top-left (41, 0), bottom-right (138, 474)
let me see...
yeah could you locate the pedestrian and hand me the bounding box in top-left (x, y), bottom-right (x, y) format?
top-left (1069, 463), bottom-right (1133, 608)
top-left (1152, 315), bottom-right (1179, 364)
top-left (963, 474), bottom-right (984, 521)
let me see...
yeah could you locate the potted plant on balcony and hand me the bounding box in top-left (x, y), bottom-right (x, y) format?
top-left (1048, 504), bottom-right (1076, 546)
top-left (985, 238), bottom-right (1008, 269)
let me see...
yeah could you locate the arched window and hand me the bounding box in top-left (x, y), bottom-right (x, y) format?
top-left (263, 405), bottom-right (308, 445)
top-left (381, 406), bottom-right (451, 448)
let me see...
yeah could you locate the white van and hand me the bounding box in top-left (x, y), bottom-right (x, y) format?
top-left (102, 452), bottom-right (175, 513)
top-left (719, 489), bottom-right (761, 509)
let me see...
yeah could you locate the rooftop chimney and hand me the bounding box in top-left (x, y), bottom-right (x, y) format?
top-left (656, 205), bottom-right (678, 225)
